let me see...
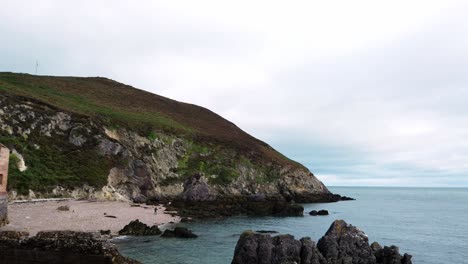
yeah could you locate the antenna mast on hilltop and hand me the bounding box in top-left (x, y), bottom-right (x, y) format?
top-left (35, 60), bottom-right (39, 75)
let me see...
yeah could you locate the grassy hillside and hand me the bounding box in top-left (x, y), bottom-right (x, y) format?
top-left (0, 72), bottom-right (302, 168)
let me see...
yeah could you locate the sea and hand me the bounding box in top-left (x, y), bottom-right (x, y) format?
top-left (114, 187), bottom-right (468, 264)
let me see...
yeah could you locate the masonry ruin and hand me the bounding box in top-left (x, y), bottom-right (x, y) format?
top-left (0, 143), bottom-right (9, 226)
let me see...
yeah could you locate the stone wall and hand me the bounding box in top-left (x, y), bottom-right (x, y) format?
top-left (0, 144), bottom-right (9, 226)
top-left (0, 195), bottom-right (6, 226)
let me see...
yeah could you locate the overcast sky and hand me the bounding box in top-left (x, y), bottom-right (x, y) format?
top-left (1, 1), bottom-right (468, 187)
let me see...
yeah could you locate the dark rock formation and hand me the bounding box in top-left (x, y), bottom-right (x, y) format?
top-left (317, 220), bottom-right (376, 263)
top-left (293, 192), bottom-right (355, 203)
top-left (118, 219), bottom-right (161, 236)
top-left (232, 231), bottom-right (325, 264)
top-left (309, 210), bottom-right (329, 216)
top-left (0, 230), bottom-right (140, 264)
top-left (372, 242), bottom-right (412, 264)
top-left (256, 230), bottom-right (278, 234)
top-left (161, 227), bottom-right (198, 238)
top-left (170, 194), bottom-right (304, 218)
top-left (181, 174), bottom-right (216, 202)
top-left (231, 220), bottom-right (412, 264)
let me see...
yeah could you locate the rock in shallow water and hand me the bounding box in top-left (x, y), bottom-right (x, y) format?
top-left (161, 227), bottom-right (198, 238)
top-left (231, 220), bottom-right (412, 264)
top-left (118, 219), bottom-right (161, 236)
top-left (309, 209), bottom-right (329, 216)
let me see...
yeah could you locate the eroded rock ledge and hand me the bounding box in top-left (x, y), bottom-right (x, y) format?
top-left (0, 230), bottom-right (140, 264)
top-left (232, 220), bottom-right (412, 264)
top-left (165, 174), bottom-right (351, 218)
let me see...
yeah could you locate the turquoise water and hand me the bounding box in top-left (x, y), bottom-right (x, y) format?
top-left (115, 187), bottom-right (468, 263)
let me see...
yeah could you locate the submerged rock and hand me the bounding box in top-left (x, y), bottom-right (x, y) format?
top-left (231, 220), bottom-right (412, 264)
top-left (118, 219), bottom-right (161, 236)
top-left (255, 230), bottom-right (278, 234)
top-left (161, 227), bottom-right (198, 238)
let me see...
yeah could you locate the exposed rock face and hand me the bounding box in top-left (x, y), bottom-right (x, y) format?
top-left (161, 227), bottom-right (198, 238)
top-left (232, 232), bottom-right (326, 264)
top-left (181, 173), bottom-right (216, 202)
top-left (11, 149), bottom-right (27, 172)
top-left (232, 220), bottom-right (412, 264)
top-left (317, 220), bottom-right (376, 263)
top-left (372, 243), bottom-right (412, 264)
top-left (118, 219), bottom-right (161, 236)
top-left (0, 230), bottom-right (140, 264)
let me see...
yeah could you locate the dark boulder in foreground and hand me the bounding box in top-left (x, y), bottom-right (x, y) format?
top-left (232, 220), bottom-right (412, 264)
top-left (118, 219), bottom-right (161, 236)
top-left (309, 209), bottom-right (329, 216)
top-left (0, 230), bottom-right (140, 264)
top-left (161, 227), bottom-right (198, 238)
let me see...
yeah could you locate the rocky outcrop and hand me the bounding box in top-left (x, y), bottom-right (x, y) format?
top-left (317, 220), bottom-right (376, 263)
top-left (0, 88), bottom-right (347, 212)
top-left (171, 194), bottom-right (304, 218)
top-left (118, 219), bottom-right (161, 236)
top-left (181, 173), bottom-right (216, 202)
top-left (0, 230), bottom-right (140, 264)
top-left (232, 220), bottom-right (412, 264)
top-left (310, 210), bottom-right (329, 216)
top-left (161, 227), bottom-right (198, 238)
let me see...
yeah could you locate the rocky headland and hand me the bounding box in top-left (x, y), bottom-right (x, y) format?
top-left (232, 220), bottom-right (412, 264)
top-left (0, 73), bottom-right (351, 219)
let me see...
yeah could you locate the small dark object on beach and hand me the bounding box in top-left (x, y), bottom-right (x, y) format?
top-left (57, 205), bottom-right (70, 211)
top-left (105, 215), bottom-right (117, 218)
top-left (100, 230), bottom-right (111, 235)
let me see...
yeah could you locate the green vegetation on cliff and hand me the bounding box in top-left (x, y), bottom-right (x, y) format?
top-left (2, 134), bottom-right (111, 195)
top-left (0, 72), bottom-right (303, 168)
top-left (0, 72), bottom-right (319, 197)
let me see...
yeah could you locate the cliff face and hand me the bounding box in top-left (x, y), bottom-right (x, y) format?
top-left (0, 72), bottom-right (330, 204)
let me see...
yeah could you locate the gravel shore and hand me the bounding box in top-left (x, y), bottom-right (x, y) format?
top-left (0, 200), bottom-right (180, 235)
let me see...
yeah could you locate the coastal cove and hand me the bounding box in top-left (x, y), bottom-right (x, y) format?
top-left (115, 187), bottom-right (468, 264)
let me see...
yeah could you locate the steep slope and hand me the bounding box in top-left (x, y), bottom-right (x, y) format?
top-left (0, 72), bottom-right (334, 205)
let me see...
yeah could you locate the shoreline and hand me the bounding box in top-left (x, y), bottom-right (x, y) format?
top-left (0, 199), bottom-right (180, 236)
